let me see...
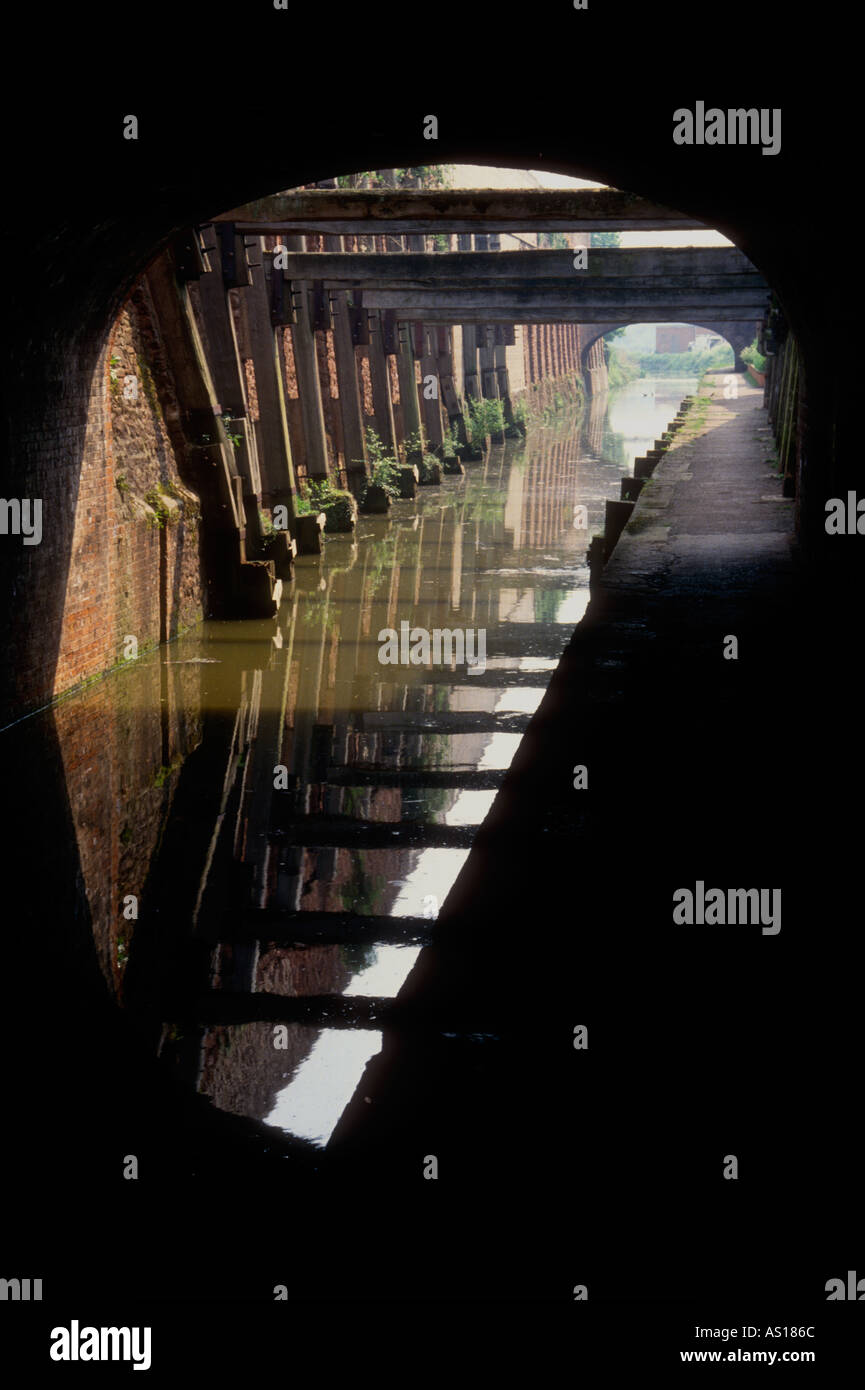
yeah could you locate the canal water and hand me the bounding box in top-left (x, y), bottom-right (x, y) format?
top-left (44, 374), bottom-right (696, 1150)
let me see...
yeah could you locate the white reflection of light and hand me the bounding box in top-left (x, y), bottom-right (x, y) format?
top-left (264, 1028), bottom-right (382, 1147)
top-left (343, 943), bottom-right (422, 997)
top-left (443, 788), bottom-right (496, 825)
top-left (389, 846), bottom-right (470, 916)
top-left (478, 732), bottom-right (522, 770)
top-left (553, 589), bottom-right (590, 625)
top-left (493, 687), bottom-right (545, 715)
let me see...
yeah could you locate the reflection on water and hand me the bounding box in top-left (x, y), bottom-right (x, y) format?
top-left (37, 376), bottom-right (694, 1149)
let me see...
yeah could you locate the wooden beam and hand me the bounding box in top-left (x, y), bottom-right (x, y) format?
top-left (321, 767), bottom-right (507, 789)
top-left (210, 188), bottom-right (707, 234)
top-left (278, 246), bottom-right (759, 284)
top-left (204, 910), bottom-right (433, 947)
top-left (359, 294), bottom-right (770, 323)
top-left (268, 815), bottom-right (479, 849)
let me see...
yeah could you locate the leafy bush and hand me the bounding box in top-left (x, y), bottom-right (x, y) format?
top-left (294, 478), bottom-right (339, 515)
top-left (741, 339), bottom-right (767, 373)
top-left (467, 397), bottom-right (505, 446)
top-left (440, 424), bottom-right (461, 455)
top-left (320, 490), bottom-right (357, 532)
top-left (355, 427), bottom-right (400, 500)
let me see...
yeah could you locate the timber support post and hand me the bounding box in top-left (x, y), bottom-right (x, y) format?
top-left (397, 320), bottom-right (423, 458)
top-left (321, 206), bottom-right (369, 497)
top-left (237, 246), bottom-right (299, 524)
top-left (435, 325), bottom-right (468, 450)
top-left (366, 309), bottom-right (398, 457)
top-left (420, 326), bottom-right (444, 454)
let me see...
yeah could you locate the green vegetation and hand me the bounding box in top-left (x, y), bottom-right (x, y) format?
top-left (741, 338), bottom-right (767, 373)
top-left (466, 396), bottom-right (506, 446)
top-left (335, 165), bottom-right (454, 191)
top-left (514, 382), bottom-right (584, 428)
top-left (680, 386), bottom-right (713, 436)
top-left (305, 479), bottom-right (340, 510)
top-left (637, 344), bottom-right (734, 377)
top-left (607, 348), bottom-right (642, 389)
top-left (115, 474), bottom-right (129, 496)
top-left (538, 231), bottom-right (570, 248)
top-left (221, 416), bottom-right (243, 450)
top-left (143, 483), bottom-right (180, 529)
top-left (403, 428), bottom-right (441, 481)
top-left (354, 427), bottom-right (401, 501)
top-left (417, 453), bottom-right (441, 482)
top-left (293, 479), bottom-right (356, 528)
top-left (591, 231), bottom-right (622, 248)
top-left (440, 423), bottom-right (461, 455)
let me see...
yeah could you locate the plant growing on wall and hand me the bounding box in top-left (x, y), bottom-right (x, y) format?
top-left (221, 415), bottom-right (243, 450)
top-left (356, 427), bottom-right (400, 500)
top-left (741, 338), bottom-right (767, 373)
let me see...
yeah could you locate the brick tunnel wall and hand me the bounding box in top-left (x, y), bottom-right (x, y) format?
top-left (515, 322), bottom-right (590, 402)
top-left (50, 287), bottom-right (204, 702)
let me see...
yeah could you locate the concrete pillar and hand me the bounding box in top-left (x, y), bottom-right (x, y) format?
top-left (435, 325), bottom-right (468, 448)
top-left (235, 246), bottom-right (298, 514)
top-left (194, 258), bottom-right (264, 546)
top-left (462, 323), bottom-right (481, 400)
top-left (330, 289), bottom-right (368, 490)
top-left (323, 226), bottom-right (368, 494)
top-left (397, 321), bottom-right (423, 451)
top-left (366, 310), bottom-right (397, 455)
top-left (473, 234), bottom-right (504, 444)
top-left (420, 326), bottom-right (444, 452)
top-left (290, 281), bottom-right (330, 481)
top-left (458, 234), bottom-right (481, 401)
top-left (494, 332), bottom-right (519, 437)
top-left (282, 234), bottom-right (330, 481)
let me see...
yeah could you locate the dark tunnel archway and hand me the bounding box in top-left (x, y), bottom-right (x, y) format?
top-left (1, 113), bottom-right (854, 1237)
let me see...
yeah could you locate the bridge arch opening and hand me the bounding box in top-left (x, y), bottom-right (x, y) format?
top-left (1, 139), bottom-right (814, 1191)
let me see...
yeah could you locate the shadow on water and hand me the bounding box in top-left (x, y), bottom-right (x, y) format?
top-left (11, 379), bottom-right (696, 1165)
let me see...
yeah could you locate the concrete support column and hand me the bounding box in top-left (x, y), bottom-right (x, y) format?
top-left (323, 224), bottom-right (368, 493)
top-left (462, 323), bottom-right (481, 400)
top-left (420, 326), bottom-right (444, 452)
top-left (291, 282), bottom-right (330, 480)
top-left (397, 321), bottom-right (423, 450)
top-left (366, 310), bottom-right (397, 455)
top-left (284, 234), bottom-right (330, 481)
top-left (458, 234), bottom-right (480, 401)
top-left (435, 325), bottom-right (468, 448)
top-left (494, 331), bottom-right (518, 436)
top-left (195, 258), bottom-right (263, 546)
top-left (235, 246), bottom-right (298, 513)
top-left (474, 234), bottom-right (504, 443)
top-left (479, 325), bottom-right (501, 399)
top-left (402, 229), bottom-right (427, 453)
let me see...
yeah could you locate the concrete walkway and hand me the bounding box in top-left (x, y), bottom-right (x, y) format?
top-left (325, 374), bottom-right (853, 1300)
